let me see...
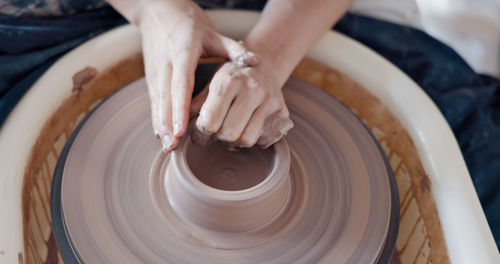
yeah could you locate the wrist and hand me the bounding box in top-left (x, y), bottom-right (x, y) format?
top-left (111, 0), bottom-right (187, 26)
top-left (243, 38), bottom-right (300, 88)
top-left (134, 0), bottom-right (168, 26)
top-left (107, 0), bottom-right (149, 25)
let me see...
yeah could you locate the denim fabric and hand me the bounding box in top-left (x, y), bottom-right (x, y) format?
top-left (0, 6), bottom-right (125, 126)
top-left (334, 15), bottom-right (500, 249)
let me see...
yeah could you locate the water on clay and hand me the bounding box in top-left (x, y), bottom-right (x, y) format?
top-left (186, 139), bottom-right (275, 191)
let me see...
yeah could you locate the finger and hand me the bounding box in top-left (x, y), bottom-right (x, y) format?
top-left (238, 99), bottom-right (281, 147)
top-left (191, 118), bottom-right (215, 147)
top-left (143, 39), bottom-right (162, 139)
top-left (190, 86), bottom-right (209, 117)
top-left (258, 108), bottom-right (294, 148)
top-left (196, 69), bottom-right (239, 136)
top-left (216, 92), bottom-right (263, 142)
top-left (146, 76), bottom-right (160, 138)
top-left (220, 36), bottom-right (261, 66)
top-left (171, 52), bottom-right (198, 137)
top-left (150, 98), bottom-right (160, 138)
top-left (190, 63), bottom-right (224, 118)
top-left (207, 34), bottom-right (260, 66)
top-left (155, 64), bottom-right (178, 152)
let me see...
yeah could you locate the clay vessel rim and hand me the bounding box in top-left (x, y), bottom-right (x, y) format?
top-left (171, 137), bottom-right (291, 202)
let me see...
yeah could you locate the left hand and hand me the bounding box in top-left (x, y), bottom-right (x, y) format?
top-left (192, 61), bottom-right (293, 148)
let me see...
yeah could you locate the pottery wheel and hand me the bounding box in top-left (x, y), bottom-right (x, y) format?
top-left (51, 77), bottom-right (399, 263)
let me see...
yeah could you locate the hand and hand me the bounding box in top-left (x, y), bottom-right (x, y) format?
top-left (136, 0), bottom-right (259, 152)
top-left (108, 0), bottom-right (351, 151)
top-left (191, 61), bottom-right (293, 148)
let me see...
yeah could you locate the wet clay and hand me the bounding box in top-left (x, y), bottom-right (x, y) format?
top-left (186, 138), bottom-right (275, 191)
top-left (58, 77), bottom-right (395, 263)
top-left (71, 66), bottom-right (98, 96)
top-left (166, 131), bottom-right (291, 232)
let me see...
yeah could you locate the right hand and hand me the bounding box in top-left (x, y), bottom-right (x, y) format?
top-left (190, 61), bottom-right (293, 149)
top-left (136, 0), bottom-right (259, 152)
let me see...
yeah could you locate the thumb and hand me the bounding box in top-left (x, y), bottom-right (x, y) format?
top-left (207, 34), bottom-right (260, 67)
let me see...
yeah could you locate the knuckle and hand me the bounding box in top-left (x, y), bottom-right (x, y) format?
top-left (265, 97), bottom-right (281, 111)
top-left (239, 134), bottom-right (258, 147)
top-left (197, 115), bottom-right (217, 135)
top-left (226, 76), bottom-right (243, 88)
top-left (218, 130), bottom-right (238, 142)
top-left (244, 83), bottom-right (265, 101)
top-left (249, 83), bottom-right (263, 94)
top-left (245, 77), bottom-right (258, 89)
top-left (279, 106), bottom-right (290, 118)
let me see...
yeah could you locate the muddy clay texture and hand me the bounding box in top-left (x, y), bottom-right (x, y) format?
top-left (167, 134), bottom-right (291, 232)
top-left (186, 138), bottom-right (275, 191)
top-left (58, 77), bottom-right (394, 263)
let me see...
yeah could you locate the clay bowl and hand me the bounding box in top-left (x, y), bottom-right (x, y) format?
top-left (166, 136), bottom-right (292, 232)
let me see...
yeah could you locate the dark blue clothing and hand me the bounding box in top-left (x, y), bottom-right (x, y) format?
top-left (0, 3), bottom-right (499, 249)
top-left (334, 15), bottom-right (500, 250)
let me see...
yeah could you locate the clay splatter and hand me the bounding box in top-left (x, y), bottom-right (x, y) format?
top-left (72, 66), bottom-right (98, 97)
top-left (417, 167), bottom-right (431, 193)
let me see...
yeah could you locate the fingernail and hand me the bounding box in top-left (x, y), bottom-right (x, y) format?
top-left (198, 126), bottom-right (211, 136)
top-left (217, 133), bottom-right (232, 142)
top-left (161, 135), bottom-right (173, 152)
top-left (173, 122), bottom-right (181, 135)
top-left (246, 52), bottom-right (261, 66)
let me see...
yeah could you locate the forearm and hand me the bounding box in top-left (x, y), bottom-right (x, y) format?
top-left (244, 0), bottom-right (353, 83)
top-left (106, 0), bottom-right (140, 23)
top-left (107, 0), bottom-right (171, 25)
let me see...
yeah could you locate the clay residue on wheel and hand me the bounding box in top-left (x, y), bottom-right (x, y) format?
top-left (58, 77), bottom-right (394, 263)
top-left (72, 66), bottom-right (98, 97)
top-left (186, 138), bottom-right (275, 191)
top-left (417, 167), bottom-right (431, 193)
top-left (22, 54), bottom-right (146, 264)
top-left (45, 233), bottom-right (59, 264)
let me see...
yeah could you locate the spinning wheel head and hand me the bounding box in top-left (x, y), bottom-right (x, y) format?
top-left (51, 76), bottom-right (399, 264)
